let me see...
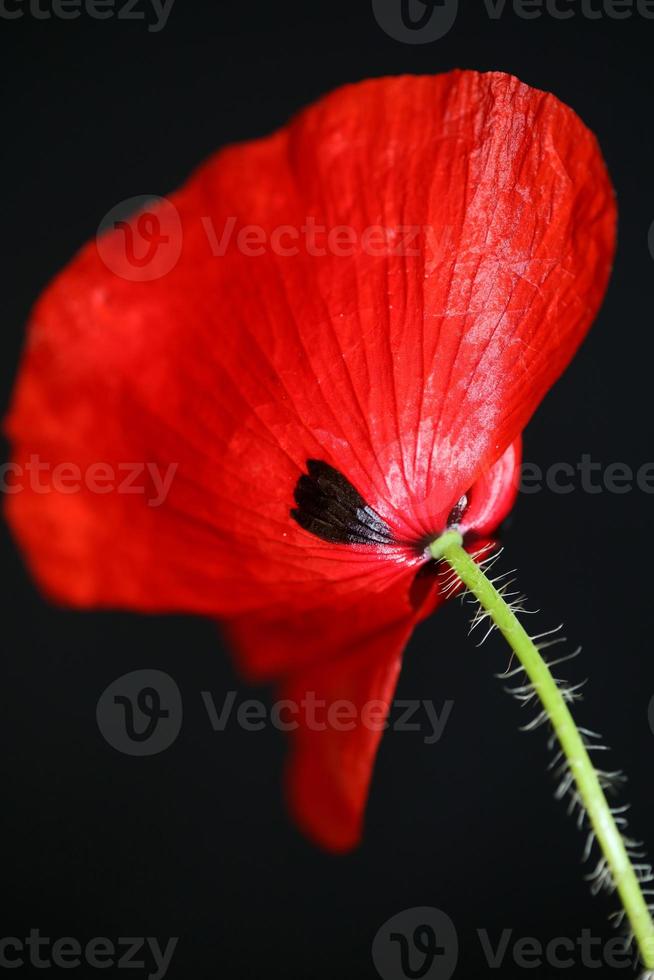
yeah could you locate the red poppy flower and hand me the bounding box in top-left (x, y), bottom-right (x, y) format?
top-left (4, 71), bottom-right (615, 852)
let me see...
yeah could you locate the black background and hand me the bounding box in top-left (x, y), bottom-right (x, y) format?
top-left (2, 1), bottom-right (654, 978)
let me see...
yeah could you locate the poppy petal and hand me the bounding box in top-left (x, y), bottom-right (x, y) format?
top-left (282, 641), bottom-right (405, 853)
top-left (226, 571), bottom-right (437, 851)
top-left (4, 71), bottom-right (615, 625)
top-left (278, 619), bottom-right (408, 853)
top-left (458, 436), bottom-right (522, 539)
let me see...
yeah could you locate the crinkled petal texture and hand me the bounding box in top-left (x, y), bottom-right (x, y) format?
top-left (5, 71), bottom-right (616, 850)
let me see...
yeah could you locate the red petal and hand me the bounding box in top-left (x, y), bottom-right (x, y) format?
top-left (4, 73), bottom-right (616, 851)
top-left (5, 72), bottom-right (615, 622)
top-left (459, 435), bottom-right (522, 539)
top-left (224, 559), bottom-right (434, 852)
top-left (228, 607), bottom-right (409, 853)
top-left (283, 647), bottom-right (404, 853)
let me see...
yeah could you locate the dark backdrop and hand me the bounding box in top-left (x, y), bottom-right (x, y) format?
top-left (2, 2), bottom-right (654, 978)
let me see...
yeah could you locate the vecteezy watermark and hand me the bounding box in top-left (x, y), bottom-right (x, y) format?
top-left (202, 691), bottom-right (453, 744)
top-left (371, 0), bottom-right (459, 43)
top-left (97, 195), bottom-right (183, 281)
top-left (97, 670), bottom-right (454, 756)
top-left (372, 0), bottom-right (654, 42)
top-left (0, 931), bottom-right (178, 978)
top-left (0, 0), bottom-right (175, 31)
top-left (0, 457), bottom-right (178, 507)
top-left (476, 928), bottom-right (642, 970)
top-left (97, 670), bottom-right (183, 756)
top-left (372, 909), bottom-right (646, 977)
top-left (96, 198), bottom-right (654, 283)
top-left (96, 195), bottom-right (456, 281)
top-left (372, 907), bottom-right (459, 980)
top-left (518, 455), bottom-right (654, 495)
top-left (4, 454), bottom-right (652, 504)
top-left (200, 216), bottom-right (447, 259)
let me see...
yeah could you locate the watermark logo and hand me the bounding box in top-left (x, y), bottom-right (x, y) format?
top-left (477, 927), bottom-right (640, 969)
top-left (97, 669), bottom-right (182, 756)
top-left (0, 931), bottom-right (177, 978)
top-left (648, 694), bottom-right (654, 736)
top-left (97, 195), bottom-right (182, 281)
top-left (96, 195), bottom-right (456, 281)
top-left (0, 0), bottom-right (175, 32)
top-left (518, 455), bottom-right (654, 495)
top-left (4, 454), bottom-right (654, 504)
top-left (373, 0), bottom-right (654, 41)
top-left (373, 911), bottom-right (644, 973)
top-left (371, 0), bottom-right (459, 43)
top-left (203, 691), bottom-right (452, 744)
top-left (0, 456), bottom-right (177, 507)
top-left (97, 674), bottom-right (454, 756)
top-left (372, 907), bottom-right (459, 980)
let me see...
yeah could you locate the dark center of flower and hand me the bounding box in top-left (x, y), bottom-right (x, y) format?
top-left (291, 459), bottom-right (395, 546)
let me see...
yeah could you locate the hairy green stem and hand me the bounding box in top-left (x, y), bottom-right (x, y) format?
top-left (430, 530), bottom-right (654, 970)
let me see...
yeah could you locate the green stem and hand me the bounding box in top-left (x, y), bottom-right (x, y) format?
top-left (430, 530), bottom-right (654, 970)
